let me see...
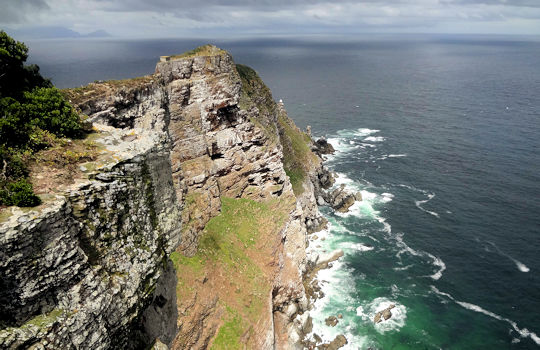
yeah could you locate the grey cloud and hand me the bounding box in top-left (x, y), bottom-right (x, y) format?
top-left (0, 0), bottom-right (49, 24)
top-left (92, 0), bottom-right (540, 11)
top-left (442, 0), bottom-right (540, 7)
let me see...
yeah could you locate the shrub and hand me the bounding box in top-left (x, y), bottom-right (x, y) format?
top-left (0, 178), bottom-right (41, 207)
top-left (23, 87), bottom-right (83, 139)
top-left (0, 31), bottom-right (83, 207)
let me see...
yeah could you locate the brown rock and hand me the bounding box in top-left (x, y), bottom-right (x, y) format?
top-left (325, 315), bottom-right (338, 327)
top-left (374, 304), bottom-right (396, 323)
top-left (318, 334), bottom-right (348, 350)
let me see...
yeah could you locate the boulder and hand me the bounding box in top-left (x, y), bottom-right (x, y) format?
top-left (325, 315), bottom-right (339, 327)
top-left (318, 334), bottom-right (348, 350)
top-left (373, 304), bottom-right (396, 324)
top-left (325, 185), bottom-right (358, 213)
top-left (311, 137), bottom-right (335, 155)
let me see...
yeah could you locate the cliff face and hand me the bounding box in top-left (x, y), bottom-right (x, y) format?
top-left (0, 126), bottom-right (182, 349)
top-left (0, 45), bottom-right (326, 349)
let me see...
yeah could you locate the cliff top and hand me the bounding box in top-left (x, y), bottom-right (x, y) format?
top-left (161, 44), bottom-right (227, 61)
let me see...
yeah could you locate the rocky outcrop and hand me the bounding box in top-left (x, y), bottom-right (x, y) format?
top-left (374, 304), bottom-right (395, 324)
top-left (0, 125), bottom-right (182, 349)
top-left (311, 137), bottom-right (335, 156)
top-left (1, 45), bottom-right (329, 349)
top-left (323, 184), bottom-right (362, 213)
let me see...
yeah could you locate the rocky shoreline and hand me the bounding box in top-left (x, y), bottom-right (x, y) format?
top-left (294, 136), bottom-right (365, 350)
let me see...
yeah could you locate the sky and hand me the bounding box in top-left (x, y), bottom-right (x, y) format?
top-left (1, 0), bottom-right (540, 38)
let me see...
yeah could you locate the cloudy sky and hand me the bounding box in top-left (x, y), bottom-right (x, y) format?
top-left (2, 0), bottom-right (540, 38)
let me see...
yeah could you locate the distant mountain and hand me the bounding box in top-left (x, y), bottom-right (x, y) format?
top-left (84, 30), bottom-right (111, 38)
top-left (4, 26), bottom-right (112, 40)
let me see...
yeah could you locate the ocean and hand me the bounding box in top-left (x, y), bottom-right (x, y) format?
top-left (27, 34), bottom-right (540, 349)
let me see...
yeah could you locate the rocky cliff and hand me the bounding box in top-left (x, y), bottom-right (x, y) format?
top-left (0, 45), bottom-right (333, 349)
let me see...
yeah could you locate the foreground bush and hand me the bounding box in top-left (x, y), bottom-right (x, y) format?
top-left (0, 31), bottom-right (84, 207)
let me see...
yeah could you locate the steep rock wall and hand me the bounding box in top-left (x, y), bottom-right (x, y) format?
top-left (1, 45), bottom-right (327, 349)
top-left (0, 126), bottom-right (182, 349)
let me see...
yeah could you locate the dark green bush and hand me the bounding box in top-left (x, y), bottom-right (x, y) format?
top-left (0, 31), bottom-right (82, 207)
top-left (0, 178), bottom-right (41, 207)
top-left (24, 87), bottom-right (83, 139)
top-left (0, 30), bottom-right (51, 98)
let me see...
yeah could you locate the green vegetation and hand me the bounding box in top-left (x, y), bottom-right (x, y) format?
top-left (169, 44), bottom-right (226, 60)
top-left (211, 307), bottom-right (244, 350)
top-left (0, 31), bottom-right (85, 207)
top-left (236, 63), bottom-right (318, 196)
top-left (236, 64), bottom-right (279, 144)
top-left (172, 196), bottom-right (294, 348)
top-left (278, 111), bottom-right (316, 196)
top-left (170, 250), bottom-right (204, 273)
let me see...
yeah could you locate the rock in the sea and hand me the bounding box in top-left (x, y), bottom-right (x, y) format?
top-left (312, 137), bottom-right (335, 155)
top-left (325, 184), bottom-right (358, 213)
top-left (373, 304), bottom-right (396, 324)
top-left (319, 334), bottom-right (348, 350)
top-left (325, 315), bottom-right (339, 327)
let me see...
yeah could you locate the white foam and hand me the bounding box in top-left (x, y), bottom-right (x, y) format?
top-left (335, 195), bottom-right (380, 219)
top-left (364, 136), bottom-right (385, 142)
top-left (393, 264), bottom-right (414, 271)
top-left (396, 183), bottom-right (428, 194)
top-left (356, 297), bottom-right (407, 333)
top-left (327, 137), bottom-right (361, 154)
top-left (377, 217), bottom-right (392, 233)
top-left (514, 261), bottom-right (530, 273)
top-left (355, 128), bottom-right (380, 137)
top-left (360, 143), bottom-right (377, 148)
top-left (427, 254), bottom-right (446, 280)
top-left (333, 172), bottom-right (358, 188)
top-left (415, 193), bottom-right (440, 218)
top-left (487, 241), bottom-right (530, 273)
top-left (380, 192), bottom-right (394, 203)
top-left (431, 286), bottom-right (540, 345)
top-left (394, 233), bottom-right (446, 280)
top-left (341, 242), bottom-right (374, 252)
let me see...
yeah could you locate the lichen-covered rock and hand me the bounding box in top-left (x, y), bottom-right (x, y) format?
top-left (0, 126), bottom-right (182, 349)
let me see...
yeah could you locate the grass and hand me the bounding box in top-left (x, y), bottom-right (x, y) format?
top-left (236, 64), bottom-right (279, 145)
top-left (169, 45), bottom-right (227, 60)
top-left (211, 306), bottom-right (244, 350)
top-left (278, 110), bottom-right (318, 196)
top-left (170, 251), bottom-right (204, 274)
top-left (172, 196), bottom-right (294, 348)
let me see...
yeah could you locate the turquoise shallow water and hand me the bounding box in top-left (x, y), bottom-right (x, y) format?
top-left (29, 34), bottom-right (540, 349)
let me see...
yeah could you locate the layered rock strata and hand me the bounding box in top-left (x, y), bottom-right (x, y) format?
top-left (1, 45), bottom-right (335, 349)
top-left (0, 125), bottom-right (182, 349)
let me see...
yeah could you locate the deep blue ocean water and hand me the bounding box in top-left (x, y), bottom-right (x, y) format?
top-left (27, 35), bottom-right (540, 349)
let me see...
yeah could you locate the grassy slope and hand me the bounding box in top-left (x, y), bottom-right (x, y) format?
top-left (171, 196), bottom-right (294, 349)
